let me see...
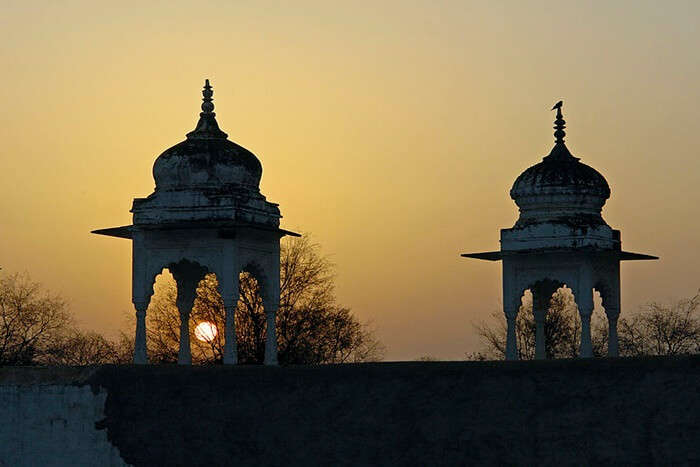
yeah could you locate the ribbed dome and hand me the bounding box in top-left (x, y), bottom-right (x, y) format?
top-left (153, 138), bottom-right (262, 191)
top-left (152, 80), bottom-right (262, 192)
top-left (509, 104), bottom-right (610, 226)
top-left (510, 146), bottom-right (610, 200)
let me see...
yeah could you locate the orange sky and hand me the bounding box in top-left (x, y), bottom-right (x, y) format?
top-left (1, 1), bottom-right (699, 360)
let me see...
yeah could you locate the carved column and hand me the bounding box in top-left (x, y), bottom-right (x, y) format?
top-left (576, 291), bottom-right (594, 358)
top-left (575, 264), bottom-right (594, 358)
top-left (505, 309), bottom-right (518, 361)
top-left (263, 254), bottom-right (281, 366)
top-left (131, 235), bottom-right (150, 365)
top-left (606, 309), bottom-right (619, 357)
top-left (171, 261), bottom-right (206, 365)
top-left (175, 285), bottom-right (197, 365)
top-left (579, 310), bottom-right (593, 358)
top-left (264, 304), bottom-right (279, 366)
top-left (219, 269), bottom-right (239, 365)
top-left (133, 301), bottom-right (148, 364)
top-left (503, 262), bottom-right (519, 361)
top-left (533, 308), bottom-right (546, 360)
top-left (223, 302), bottom-right (239, 364)
top-left (531, 281), bottom-right (559, 360)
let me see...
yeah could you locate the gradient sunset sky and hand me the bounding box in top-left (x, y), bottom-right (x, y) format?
top-left (1, 1), bottom-right (699, 360)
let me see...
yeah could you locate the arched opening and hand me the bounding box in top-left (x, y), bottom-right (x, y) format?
top-left (547, 286), bottom-right (580, 359)
top-left (145, 268), bottom-right (179, 364)
top-left (235, 268), bottom-right (266, 364)
top-left (514, 281), bottom-right (587, 359)
top-left (142, 262), bottom-right (224, 364)
top-left (188, 273), bottom-right (225, 364)
top-left (140, 263), bottom-right (277, 365)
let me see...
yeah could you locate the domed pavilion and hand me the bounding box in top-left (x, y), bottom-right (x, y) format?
top-left (93, 80), bottom-right (299, 365)
top-left (462, 102), bottom-right (656, 360)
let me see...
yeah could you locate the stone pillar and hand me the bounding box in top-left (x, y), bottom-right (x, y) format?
top-left (533, 308), bottom-right (546, 360)
top-left (262, 254), bottom-right (281, 366)
top-left (175, 290), bottom-right (196, 365)
top-left (606, 309), bottom-right (620, 357)
top-left (502, 262), bottom-right (519, 361)
top-left (505, 310), bottom-right (518, 361)
top-left (264, 307), bottom-right (279, 366)
top-left (531, 281), bottom-right (558, 360)
top-left (133, 302), bottom-right (148, 364)
top-left (220, 272), bottom-right (239, 365)
top-left (579, 310), bottom-right (593, 358)
top-left (131, 236), bottom-right (150, 365)
top-left (576, 265), bottom-right (594, 358)
top-left (171, 261), bottom-right (205, 366)
top-left (223, 301), bottom-right (239, 365)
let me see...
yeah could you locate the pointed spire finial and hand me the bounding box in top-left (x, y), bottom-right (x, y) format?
top-left (543, 99), bottom-right (578, 161)
top-left (201, 79), bottom-right (214, 113)
top-left (186, 79), bottom-right (228, 140)
top-left (551, 100), bottom-right (565, 144)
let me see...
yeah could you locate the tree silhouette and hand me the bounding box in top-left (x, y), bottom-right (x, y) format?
top-left (474, 289), bottom-right (608, 360)
top-left (146, 236), bottom-right (385, 364)
top-left (618, 292), bottom-right (700, 356)
top-left (474, 289), bottom-right (700, 360)
top-left (0, 273), bottom-right (72, 365)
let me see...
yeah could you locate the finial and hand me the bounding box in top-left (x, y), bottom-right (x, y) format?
top-left (543, 100), bottom-right (577, 161)
top-left (551, 100), bottom-right (565, 144)
top-left (186, 79), bottom-right (228, 140)
top-left (201, 79), bottom-right (214, 113)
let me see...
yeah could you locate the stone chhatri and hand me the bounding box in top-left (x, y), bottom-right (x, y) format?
top-left (93, 80), bottom-right (299, 365)
top-left (463, 101), bottom-right (657, 360)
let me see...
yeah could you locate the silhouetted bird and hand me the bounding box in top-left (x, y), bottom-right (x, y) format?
top-left (552, 100), bottom-right (563, 111)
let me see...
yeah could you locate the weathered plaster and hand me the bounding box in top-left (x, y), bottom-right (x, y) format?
top-left (463, 104), bottom-right (656, 359)
top-left (92, 81), bottom-right (297, 365)
top-left (0, 384), bottom-right (128, 466)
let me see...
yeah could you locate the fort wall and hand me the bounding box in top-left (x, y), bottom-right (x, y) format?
top-left (1, 357), bottom-right (699, 466)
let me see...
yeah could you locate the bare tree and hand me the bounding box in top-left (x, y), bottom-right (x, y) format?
top-left (618, 292), bottom-right (700, 356)
top-left (473, 289), bottom-right (608, 360)
top-left (145, 236), bottom-right (386, 364)
top-left (474, 289), bottom-right (700, 360)
top-left (0, 271), bottom-right (137, 366)
top-left (38, 330), bottom-right (120, 365)
top-left (0, 273), bottom-right (73, 365)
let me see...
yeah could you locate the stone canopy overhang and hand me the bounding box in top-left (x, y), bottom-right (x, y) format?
top-left (92, 221), bottom-right (300, 240)
top-left (461, 248), bottom-right (658, 262)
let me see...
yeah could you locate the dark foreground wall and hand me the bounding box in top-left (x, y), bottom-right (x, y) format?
top-left (1, 357), bottom-right (699, 466)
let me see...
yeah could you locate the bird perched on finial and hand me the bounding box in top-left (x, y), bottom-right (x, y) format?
top-left (551, 100), bottom-right (563, 111)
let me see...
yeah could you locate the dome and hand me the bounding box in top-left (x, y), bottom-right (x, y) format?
top-left (152, 80), bottom-right (263, 192)
top-left (511, 147), bottom-right (610, 200)
top-left (509, 104), bottom-right (610, 226)
top-left (153, 138), bottom-right (262, 191)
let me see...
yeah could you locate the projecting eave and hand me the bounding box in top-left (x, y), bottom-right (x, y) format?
top-left (218, 223), bottom-right (301, 238)
top-left (619, 251), bottom-right (658, 261)
top-left (461, 251), bottom-right (503, 261)
top-left (91, 225), bottom-right (134, 239)
top-left (91, 222), bottom-right (301, 240)
top-left (461, 249), bottom-right (658, 262)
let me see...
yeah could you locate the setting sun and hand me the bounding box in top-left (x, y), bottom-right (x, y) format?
top-left (194, 322), bottom-right (218, 343)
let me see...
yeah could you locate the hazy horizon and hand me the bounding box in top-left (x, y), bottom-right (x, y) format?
top-left (1, 0), bottom-right (699, 360)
